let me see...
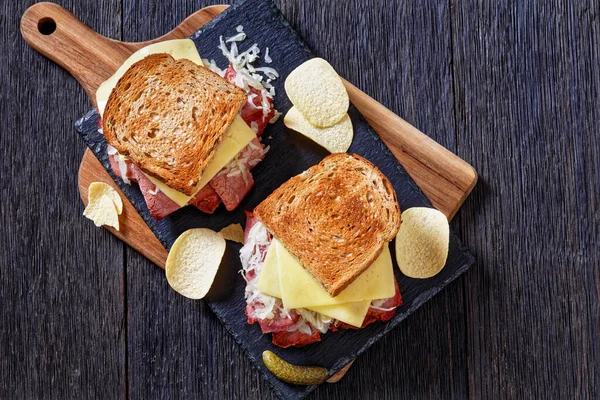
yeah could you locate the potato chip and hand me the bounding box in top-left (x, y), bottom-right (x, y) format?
top-left (166, 228), bottom-right (226, 299)
top-left (218, 223), bottom-right (245, 244)
top-left (284, 107), bottom-right (353, 153)
top-left (395, 207), bottom-right (449, 279)
top-left (88, 182), bottom-right (123, 214)
top-left (284, 58), bottom-right (349, 127)
top-left (83, 194), bottom-right (120, 230)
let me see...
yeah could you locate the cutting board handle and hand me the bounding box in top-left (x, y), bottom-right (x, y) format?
top-left (20, 2), bottom-right (135, 100)
top-left (20, 2), bottom-right (227, 102)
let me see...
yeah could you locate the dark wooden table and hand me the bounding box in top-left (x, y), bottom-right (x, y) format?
top-left (2, 0), bottom-right (599, 398)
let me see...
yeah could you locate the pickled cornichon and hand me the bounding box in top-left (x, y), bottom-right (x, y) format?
top-left (262, 350), bottom-right (328, 385)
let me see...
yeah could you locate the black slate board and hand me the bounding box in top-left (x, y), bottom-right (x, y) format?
top-left (75, 0), bottom-right (475, 398)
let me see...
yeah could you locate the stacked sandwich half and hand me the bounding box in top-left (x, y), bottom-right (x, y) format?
top-left (99, 40), bottom-right (275, 220)
top-left (240, 153), bottom-right (402, 347)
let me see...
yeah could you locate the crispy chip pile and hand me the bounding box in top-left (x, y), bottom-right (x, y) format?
top-left (284, 58), bottom-right (353, 153)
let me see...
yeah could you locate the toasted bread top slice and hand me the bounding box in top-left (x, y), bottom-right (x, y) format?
top-left (103, 53), bottom-right (247, 195)
top-left (254, 153), bottom-right (401, 296)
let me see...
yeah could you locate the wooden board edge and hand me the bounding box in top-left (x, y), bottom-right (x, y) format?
top-left (78, 151), bottom-right (168, 268)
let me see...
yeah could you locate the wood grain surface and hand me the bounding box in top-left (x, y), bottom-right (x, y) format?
top-left (2, 1), bottom-right (599, 400)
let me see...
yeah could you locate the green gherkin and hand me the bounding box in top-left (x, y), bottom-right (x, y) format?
top-left (262, 350), bottom-right (329, 385)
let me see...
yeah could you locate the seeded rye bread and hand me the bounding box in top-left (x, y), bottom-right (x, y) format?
top-left (254, 154), bottom-right (401, 296)
top-left (103, 53), bottom-right (247, 195)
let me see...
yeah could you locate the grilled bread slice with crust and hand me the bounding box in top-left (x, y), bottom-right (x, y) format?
top-left (103, 53), bottom-right (247, 195)
top-left (254, 153), bottom-right (401, 296)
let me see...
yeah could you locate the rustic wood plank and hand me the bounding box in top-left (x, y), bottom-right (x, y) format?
top-left (7, 0), bottom-right (600, 399)
top-left (0, 0), bottom-right (125, 399)
top-left (451, 0), bottom-right (600, 398)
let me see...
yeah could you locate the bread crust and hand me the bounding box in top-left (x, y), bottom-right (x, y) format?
top-left (103, 53), bottom-right (246, 195)
top-left (254, 154), bottom-right (401, 296)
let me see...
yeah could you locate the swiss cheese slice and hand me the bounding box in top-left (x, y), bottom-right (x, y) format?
top-left (257, 240), bottom-right (371, 327)
top-left (96, 39), bottom-right (256, 207)
top-left (309, 301), bottom-right (370, 328)
top-left (274, 239), bottom-right (395, 308)
top-left (257, 242), bottom-right (282, 298)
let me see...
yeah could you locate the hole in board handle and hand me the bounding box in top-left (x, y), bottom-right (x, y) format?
top-left (38, 18), bottom-right (56, 35)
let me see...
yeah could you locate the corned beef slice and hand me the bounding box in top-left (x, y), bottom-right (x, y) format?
top-left (271, 328), bottom-right (321, 348)
top-left (110, 154), bottom-right (180, 220)
top-left (365, 280), bottom-right (402, 324)
top-left (211, 169), bottom-right (254, 211)
top-left (259, 309), bottom-right (298, 334)
top-left (245, 304), bottom-right (297, 334)
top-left (130, 165), bottom-right (180, 221)
top-left (188, 185), bottom-right (221, 214)
top-left (245, 304), bottom-right (258, 325)
top-left (191, 137), bottom-right (264, 212)
top-left (240, 86), bottom-right (274, 136)
top-left (209, 138), bottom-right (265, 211)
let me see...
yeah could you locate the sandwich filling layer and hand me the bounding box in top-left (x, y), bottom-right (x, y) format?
top-left (240, 213), bottom-right (402, 348)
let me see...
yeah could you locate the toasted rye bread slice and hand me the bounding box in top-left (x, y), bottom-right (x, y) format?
top-left (103, 53), bottom-right (247, 195)
top-left (254, 153), bottom-right (401, 296)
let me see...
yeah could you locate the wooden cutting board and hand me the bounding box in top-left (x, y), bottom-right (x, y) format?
top-left (20, 2), bottom-right (477, 268)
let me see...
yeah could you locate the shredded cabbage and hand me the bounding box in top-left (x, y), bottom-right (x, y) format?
top-left (240, 222), bottom-right (333, 335)
top-left (264, 47), bottom-right (272, 64)
top-left (226, 32), bottom-right (247, 43)
top-left (369, 297), bottom-right (397, 312)
top-left (202, 58), bottom-right (225, 77)
top-left (240, 222), bottom-right (279, 320)
top-left (116, 155), bottom-right (130, 185)
top-left (213, 26), bottom-right (279, 103)
top-left (294, 308), bottom-right (331, 334)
